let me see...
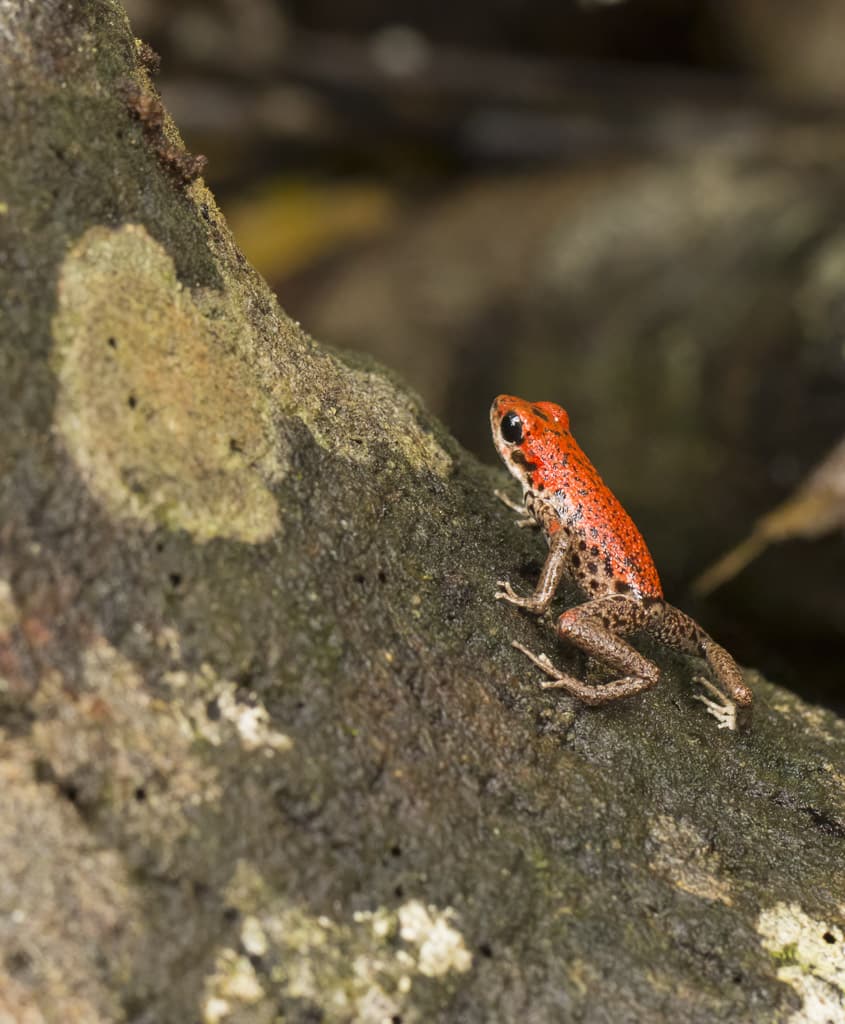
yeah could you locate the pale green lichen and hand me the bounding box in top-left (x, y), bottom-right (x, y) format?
top-left (758, 902), bottom-right (845, 1023)
top-left (51, 224), bottom-right (282, 544)
top-left (648, 814), bottom-right (733, 905)
top-left (205, 861), bottom-right (473, 1022)
top-left (51, 221), bottom-right (450, 550)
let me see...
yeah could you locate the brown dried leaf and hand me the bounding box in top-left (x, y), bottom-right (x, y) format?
top-left (694, 437), bottom-right (845, 594)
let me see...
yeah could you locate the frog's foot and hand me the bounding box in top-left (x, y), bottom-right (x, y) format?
top-left (496, 581), bottom-right (547, 612)
top-left (494, 488), bottom-right (524, 513)
top-left (496, 579), bottom-right (522, 603)
top-left (511, 641), bottom-right (577, 687)
top-left (692, 676), bottom-right (738, 731)
top-left (493, 489), bottom-right (537, 528)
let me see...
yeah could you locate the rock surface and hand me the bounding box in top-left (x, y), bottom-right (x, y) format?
top-left (1, 3), bottom-right (844, 1022)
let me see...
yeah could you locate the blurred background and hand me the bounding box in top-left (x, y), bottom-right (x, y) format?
top-left (124, 0), bottom-right (845, 712)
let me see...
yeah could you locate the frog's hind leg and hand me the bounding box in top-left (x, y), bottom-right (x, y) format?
top-left (650, 603), bottom-right (752, 729)
top-left (513, 595), bottom-right (659, 705)
top-left (650, 603), bottom-right (752, 707)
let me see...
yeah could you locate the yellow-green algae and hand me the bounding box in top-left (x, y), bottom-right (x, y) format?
top-left (51, 224), bottom-right (281, 543)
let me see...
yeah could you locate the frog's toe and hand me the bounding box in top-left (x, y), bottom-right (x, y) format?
top-left (692, 676), bottom-right (738, 731)
top-left (511, 641), bottom-right (563, 678)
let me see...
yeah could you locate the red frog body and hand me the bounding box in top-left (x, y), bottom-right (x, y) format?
top-left (491, 395), bottom-right (752, 729)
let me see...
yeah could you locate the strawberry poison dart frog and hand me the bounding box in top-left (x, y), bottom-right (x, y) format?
top-left (491, 395), bottom-right (753, 729)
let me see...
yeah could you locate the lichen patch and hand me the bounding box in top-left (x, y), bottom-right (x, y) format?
top-left (202, 949), bottom-right (265, 1024)
top-left (51, 224), bottom-right (281, 543)
top-left (758, 902), bottom-right (845, 1024)
top-left (165, 663), bottom-right (294, 755)
top-left (206, 861), bottom-right (473, 1022)
top-left (397, 899), bottom-right (473, 977)
top-left (31, 639), bottom-right (224, 863)
top-left (648, 814), bottom-right (733, 905)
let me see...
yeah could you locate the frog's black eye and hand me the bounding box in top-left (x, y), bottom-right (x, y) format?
top-left (500, 412), bottom-right (524, 445)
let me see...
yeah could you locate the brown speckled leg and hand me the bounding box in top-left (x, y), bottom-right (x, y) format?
top-left (649, 603), bottom-right (753, 707)
top-left (513, 595), bottom-right (659, 704)
top-left (648, 602), bottom-right (752, 730)
top-left (496, 528), bottom-right (570, 615)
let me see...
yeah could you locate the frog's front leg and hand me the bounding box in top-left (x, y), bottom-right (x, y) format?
top-left (494, 488), bottom-right (537, 528)
top-left (496, 527), bottom-right (570, 614)
top-left (512, 595), bottom-right (660, 703)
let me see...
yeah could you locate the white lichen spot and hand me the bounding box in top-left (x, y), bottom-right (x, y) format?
top-left (758, 902), bottom-right (845, 1024)
top-left (203, 996), bottom-right (231, 1024)
top-left (648, 814), bottom-right (733, 905)
top-left (398, 900), bottom-right (473, 976)
top-left (241, 915), bottom-right (268, 958)
top-left (224, 955), bottom-right (265, 1002)
top-left (354, 981), bottom-right (402, 1023)
top-left (353, 906), bottom-right (395, 940)
top-left (156, 626), bottom-right (183, 662)
top-left (203, 948), bottom-right (265, 1020)
top-left (51, 224), bottom-right (281, 543)
top-left (217, 689), bottom-right (293, 752)
top-left (163, 665), bottom-right (293, 754)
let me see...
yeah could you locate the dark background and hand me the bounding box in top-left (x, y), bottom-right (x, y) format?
top-left (124, 0), bottom-right (845, 710)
